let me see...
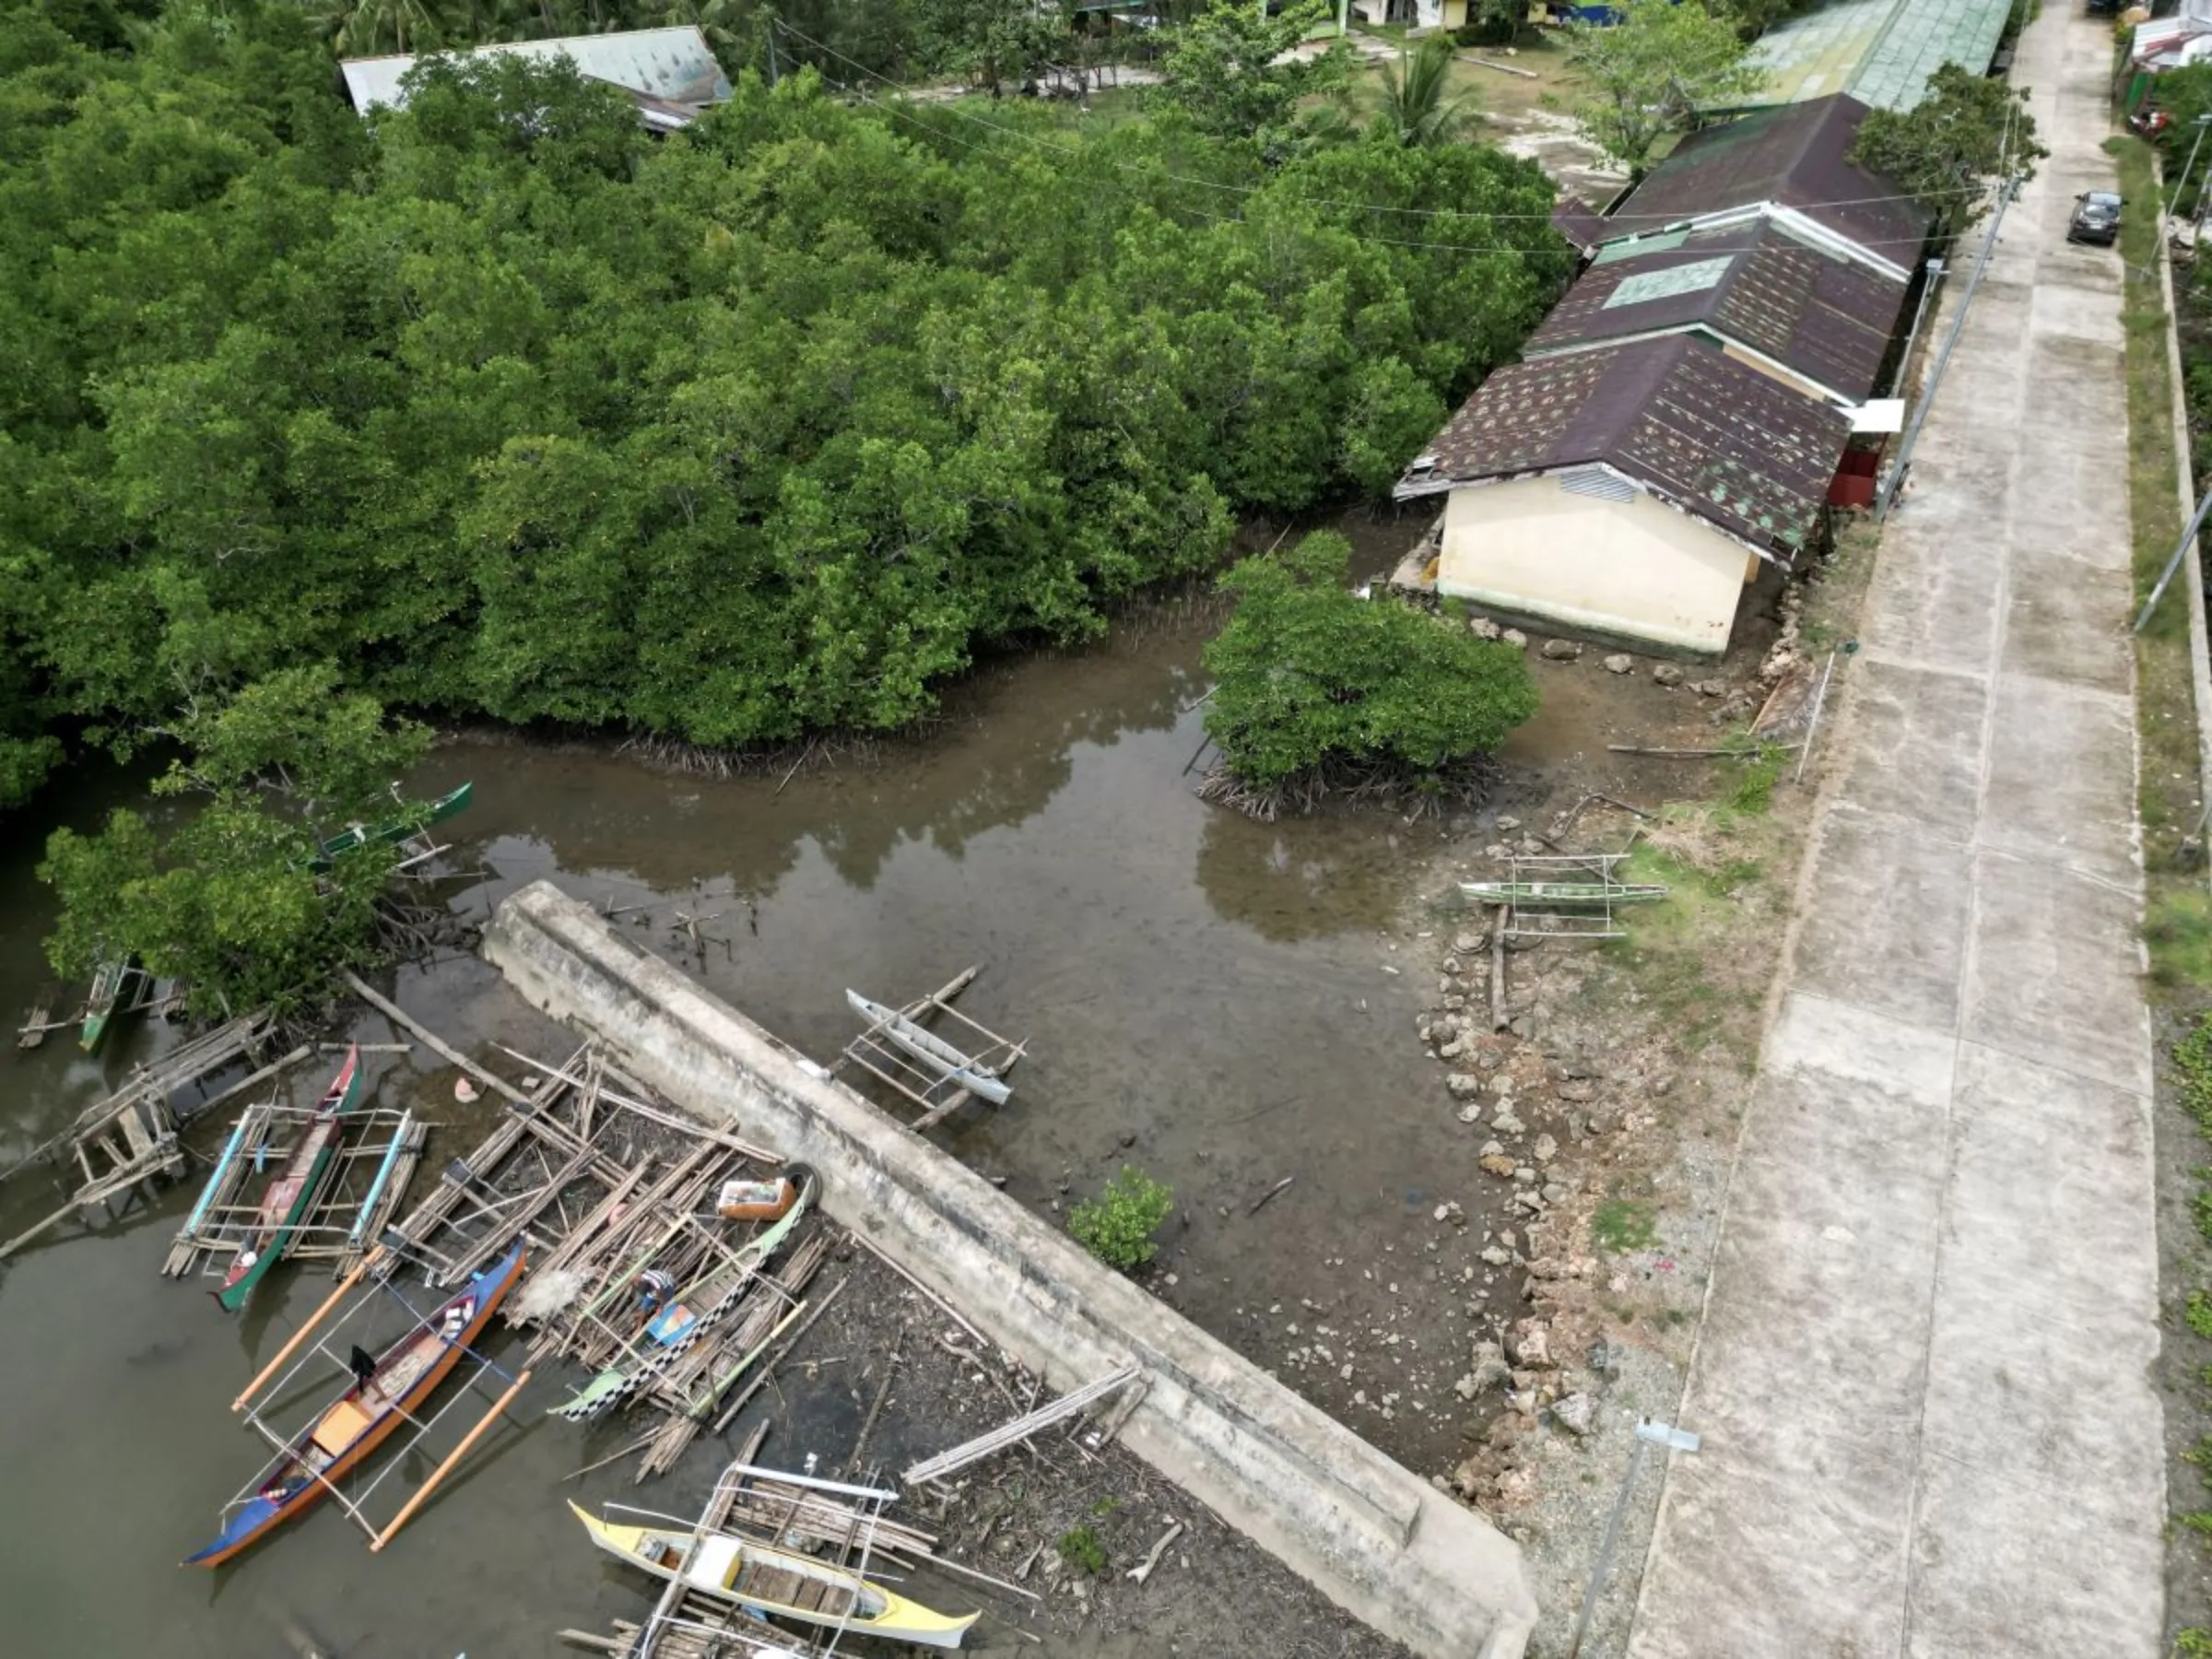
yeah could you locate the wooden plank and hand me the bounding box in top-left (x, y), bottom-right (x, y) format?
top-left (341, 971), bottom-right (530, 1105)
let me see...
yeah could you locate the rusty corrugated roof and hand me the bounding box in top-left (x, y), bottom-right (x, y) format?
top-left (1609, 96), bottom-right (1933, 268)
top-left (1526, 218), bottom-right (1907, 403)
top-left (1399, 336), bottom-right (1851, 559)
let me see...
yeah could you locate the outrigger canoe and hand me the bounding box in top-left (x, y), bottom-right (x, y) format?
top-left (844, 990), bottom-right (1011, 1105)
top-left (212, 1045), bottom-right (365, 1313)
top-left (549, 1170), bottom-right (816, 1423)
top-left (569, 1500), bottom-right (978, 1650)
top-left (77, 955), bottom-right (138, 1053)
top-left (309, 781), bottom-right (473, 872)
top-left (183, 1241), bottom-right (525, 1568)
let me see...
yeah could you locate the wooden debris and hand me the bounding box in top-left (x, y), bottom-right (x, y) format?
top-left (1244, 1175), bottom-right (1294, 1218)
top-left (1125, 1519), bottom-right (1183, 1584)
top-left (904, 1362), bottom-right (1144, 1485)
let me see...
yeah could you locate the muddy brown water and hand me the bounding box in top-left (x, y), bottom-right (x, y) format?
top-left (0, 516), bottom-right (1735, 1655)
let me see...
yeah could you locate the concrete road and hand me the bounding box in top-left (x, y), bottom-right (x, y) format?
top-left (1626, 9), bottom-right (2168, 1658)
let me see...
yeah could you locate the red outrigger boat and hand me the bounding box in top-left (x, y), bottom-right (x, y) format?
top-left (183, 1242), bottom-right (525, 1567)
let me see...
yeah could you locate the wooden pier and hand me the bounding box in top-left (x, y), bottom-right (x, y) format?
top-left (0, 1012), bottom-right (277, 1263)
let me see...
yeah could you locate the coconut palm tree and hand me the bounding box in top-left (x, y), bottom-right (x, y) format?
top-left (1371, 34), bottom-right (1478, 148)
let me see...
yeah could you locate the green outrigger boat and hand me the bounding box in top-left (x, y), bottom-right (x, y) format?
top-left (308, 781), bottom-right (473, 871)
top-left (212, 1044), bottom-right (365, 1313)
top-left (78, 956), bottom-right (140, 1054)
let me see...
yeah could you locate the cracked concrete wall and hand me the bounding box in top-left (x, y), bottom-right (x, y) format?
top-left (485, 878), bottom-right (1539, 1659)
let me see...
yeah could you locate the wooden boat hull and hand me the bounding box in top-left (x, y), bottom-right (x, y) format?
top-left (310, 781), bottom-right (473, 871)
top-left (570, 1502), bottom-right (977, 1650)
top-left (214, 1046), bottom-right (365, 1314)
top-left (844, 990), bottom-right (1011, 1105)
top-left (184, 1241), bottom-right (524, 1568)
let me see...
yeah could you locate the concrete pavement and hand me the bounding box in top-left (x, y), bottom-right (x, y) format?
top-left (1626, 10), bottom-right (2168, 1657)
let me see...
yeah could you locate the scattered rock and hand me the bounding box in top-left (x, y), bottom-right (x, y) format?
top-left (1479, 1244), bottom-right (1512, 1267)
top-left (1453, 931), bottom-right (1485, 956)
top-left (1693, 678), bottom-right (1726, 698)
top-left (1467, 1339), bottom-right (1512, 1394)
top-left (1532, 1134), bottom-right (1559, 1163)
top-left (1456, 1101), bottom-right (1486, 1124)
top-left (1540, 638), bottom-right (1581, 661)
top-left (1470, 617), bottom-right (1501, 641)
top-left (1490, 1104), bottom-right (1526, 1135)
top-left (1556, 1080), bottom-right (1596, 1103)
top-left (1550, 1392), bottom-right (1595, 1437)
top-left (1653, 664), bottom-right (1685, 688)
top-left (1495, 816), bottom-right (1521, 832)
top-left (1501, 629), bottom-right (1528, 650)
top-left (1447, 1073), bottom-right (1483, 1100)
top-left (1478, 1153), bottom-right (1517, 1178)
top-left (1602, 653), bottom-right (1632, 675)
top-left (1510, 1324), bottom-right (1552, 1368)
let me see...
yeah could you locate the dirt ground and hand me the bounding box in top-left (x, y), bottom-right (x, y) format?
top-left (720, 1243), bottom-right (1412, 1659)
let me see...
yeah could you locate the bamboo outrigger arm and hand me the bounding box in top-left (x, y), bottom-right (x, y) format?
top-left (232, 1246), bottom-right (382, 1411)
top-left (368, 1367), bottom-right (532, 1553)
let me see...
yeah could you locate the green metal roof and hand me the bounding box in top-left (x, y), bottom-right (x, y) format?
top-left (1728, 0), bottom-right (2014, 112)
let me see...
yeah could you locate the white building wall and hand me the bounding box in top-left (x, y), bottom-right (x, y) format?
top-left (1435, 477), bottom-right (1758, 658)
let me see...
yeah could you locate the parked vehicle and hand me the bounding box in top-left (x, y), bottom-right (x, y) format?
top-left (2068, 191), bottom-right (2123, 246)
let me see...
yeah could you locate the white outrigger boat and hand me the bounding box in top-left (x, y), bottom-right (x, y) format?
top-left (569, 1501), bottom-right (979, 1649)
top-left (843, 989), bottom-right (1013, 1105)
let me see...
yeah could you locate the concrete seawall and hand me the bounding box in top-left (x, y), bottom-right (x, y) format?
top-left (486, 879), bottom-right (1538, 1659)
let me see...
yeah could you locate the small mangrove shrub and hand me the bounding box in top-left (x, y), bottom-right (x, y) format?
top-left (1055, 1524), bottom-right (1107, 1576)
top-left (1068, 1166), bottom-right (1174, 1271)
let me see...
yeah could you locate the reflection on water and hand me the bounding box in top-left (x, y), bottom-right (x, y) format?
top-left (0, 578), bottom-right (1492, 1655)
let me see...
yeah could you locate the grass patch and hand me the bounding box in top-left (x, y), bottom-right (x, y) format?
top-left (1593, 1198), bottom-right (1658, 1253)
top-left (1055, 1524), bottom-right (1107, 1575)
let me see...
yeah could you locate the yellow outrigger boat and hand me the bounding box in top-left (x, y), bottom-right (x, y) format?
top-left (568, 1501), bottom-right (978, 1650)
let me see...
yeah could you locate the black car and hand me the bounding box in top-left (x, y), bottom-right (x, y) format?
top-left (2069, 191), bottom-right (2123, 245)
top-left (2087, 0), bottom-right (2124, 14)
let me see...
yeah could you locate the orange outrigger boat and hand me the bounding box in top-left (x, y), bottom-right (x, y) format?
top-left (183, 1241), bottom-right (525, 1567)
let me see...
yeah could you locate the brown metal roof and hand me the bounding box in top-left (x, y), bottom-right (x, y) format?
top-left (1608, 95), bottom-right (1933, 266)
top-left (1550, 194), bottom-right (1611, 258)
top-left (1399, 335), bottom-right (1851, 559)
top-left (1525, 218), bottom-right (1908, 402)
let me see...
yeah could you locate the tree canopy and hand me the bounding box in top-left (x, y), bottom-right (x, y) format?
top-left (1202, 533), bottom-right (1538, 794)
top-left (1849, 62), bottom-right (2046, 239)
top-left (40, 667), bottom-right (434, 1017)
top-left (0, 0), bottom-right (1571, 821)
top-left (1564, 0), bottom-right (1761, 177)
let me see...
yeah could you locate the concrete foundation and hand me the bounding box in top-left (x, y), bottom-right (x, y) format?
top-left (485, 879), bottom-right (1540, 1659)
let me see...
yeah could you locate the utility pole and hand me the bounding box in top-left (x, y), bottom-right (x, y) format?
top-left (2165, 113), bottom-right (2212, 259)
top-left (1888, 255), bottom-right (1946, 397)
top-left (1875, 174), bottom-right (2018, 523)
top-left (1565, 1419), bottom-right (1701, 1659)
top-left (2136, 479), bottom-right (2212, 632)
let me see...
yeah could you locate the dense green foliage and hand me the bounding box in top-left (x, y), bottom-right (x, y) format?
top-left (1202, 533), bottom-right (1537, 789)
top-left (1370, 35), bottom-right (1478, 151)
top-left (1067, 1165), bottom-right (1174, 1270)
top-left (1849, 62), bottom-right (2045, 241)
top-left (0, 0), bottom-right (1570, 820)
top-left (1564, 0), bottom-right (1760, 177)
top-left (39, 667), bottom-right (434, 1016)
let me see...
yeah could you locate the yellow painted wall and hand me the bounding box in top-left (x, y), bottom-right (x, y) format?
top-left (1442, 0), bottom-right (1468, 25)
top-left (1435, 477), bottom-right (1752, 657)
